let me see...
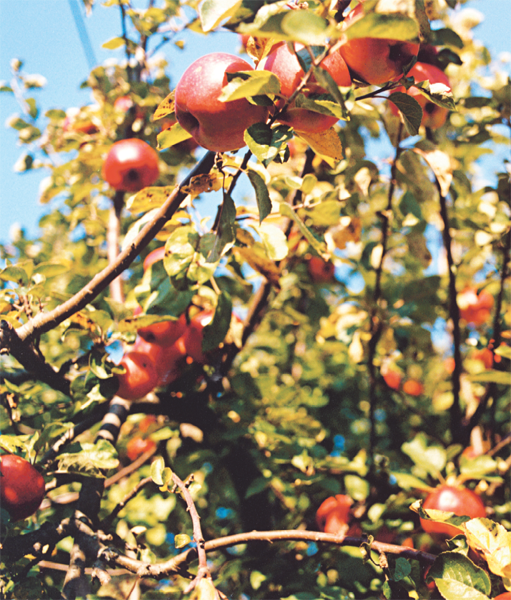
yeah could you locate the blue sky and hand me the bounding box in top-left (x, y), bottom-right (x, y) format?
top-left (0, 0), bottom-right (509, 244)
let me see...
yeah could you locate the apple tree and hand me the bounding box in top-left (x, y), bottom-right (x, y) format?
top-left (0, 0), bottom-right (510, 598)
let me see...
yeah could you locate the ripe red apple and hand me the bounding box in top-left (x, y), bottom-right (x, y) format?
top-left (174, 53), bottom-right (269, 152)
top-left (420, 485), bottom-right (486, 538)
top-left (458, 287), bottom-right (494, 326)
top-left (402, 379), bottom-right (424, 396)
top-left (115, 351), bottom-right (159, 400)
top-left (259, 42), bottom-right (351, 133)
top-left (494, 593), bottom-right (511, 600)
top-left (339, 2), bottom-right (419, 85)
top-left (138, 315), bottom-right (187, 347)
top-left (390, 62), bottom-right (451, 129)
top-left (308, 256), bottom-right (335, 283)
top-left (133, 334), bottom-right (187, 387)
top-left (126, 436), bottom-right (157, 461)
top-left (102, 138), bottom-right (160, 192)
top-left (143, 246), bottom-right (166, 271)
top-left (316, 494), bottom-right (353, 534)
top-left (182, 311), bottom-right (214, 364)
top-left (0, 454), bottom-right (45, 521)
top-left (383, 369), bottom-right (402, 390)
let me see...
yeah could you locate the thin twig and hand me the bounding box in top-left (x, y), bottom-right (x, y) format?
top-left (171, 472), bottom-right (213, 593)
top-left (102, 477), bottom-right (153, 528)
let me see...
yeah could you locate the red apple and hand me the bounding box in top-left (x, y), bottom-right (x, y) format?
top-left (420, 485), bottom-right (486, 538)
top-left (458, 287), bottom-right (494, 326)
top-left (316, 494), bottom-right (353, 534)
top-left (143, 246), bottom-right (166, 271)
top-left (383, 369), bottom-right (402, 390)
top-left (133, 334), bottom-right (187, 387)
top-left (115, 351), bottom-right (159, 400)
top-left (0, 454), bottom-right (45, 521)
top-left (308, 256), bottom-right (335, 283)
top-left (339, 2), bottom-right (419, 85)
top-left (174, 53), bottom-right (269, 152)
top-left (102, 138), bottom-right (160, 192)
top-left (494, 593), bottom-right (511, 600)
top-left (138, 315), bottom-right (187, 347)
top-left (390, 62), bottom-right (451, 129)
top-left (126, 436), bottom-right (157, 461)
top-left (402, 379), bottom-right (424, 396)
top-left (259, 42), bottom-right (351, 133)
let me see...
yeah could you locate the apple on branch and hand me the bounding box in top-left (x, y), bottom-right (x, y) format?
top-left (175, 53), bottom-right (269, 152)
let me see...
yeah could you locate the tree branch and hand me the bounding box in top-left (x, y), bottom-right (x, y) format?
top-left (11, 151), bottom-right (215, 344)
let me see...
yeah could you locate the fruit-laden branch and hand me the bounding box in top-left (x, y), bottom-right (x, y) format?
top-left (436, 179), bottom-right (463, 444)
top-left (10, 150), bottom-right (216, 345)
top-left (101, 531), bottom-right (437, 580)
top-left (464, 226), bottom-right (511, 441)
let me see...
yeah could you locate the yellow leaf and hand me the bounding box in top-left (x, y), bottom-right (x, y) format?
top-left (153, 91), bottom-right (175, 121)
top-left (464, 518), bottom-right (511, 588)
top-left (195, 578), bottom-right (218, 600)
top-left (234, 246), bottom-right (281, 287)
top-left (298, 128), bottom-right (344, 162)
top-left (181, 173), bottom-right (224, 198)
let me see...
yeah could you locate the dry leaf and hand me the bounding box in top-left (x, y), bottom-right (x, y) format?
top-left (153, 91), bottom-right (175, 121)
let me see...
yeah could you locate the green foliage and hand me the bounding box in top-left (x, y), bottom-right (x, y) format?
top-left (0, 0), bottom-right (510, 598)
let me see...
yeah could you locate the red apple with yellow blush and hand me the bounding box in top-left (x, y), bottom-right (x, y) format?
top-left (390, 62), bottom-right (451, 129)
top-left (175, 53), bottom-right (269, 152)
top-left (259, 42), bottom-right (351, 133)
top-left (339, 2), bottom-right (419, 86)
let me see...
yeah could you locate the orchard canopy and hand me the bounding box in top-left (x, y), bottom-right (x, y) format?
top-left (0, 0), bottom-right (510, 599)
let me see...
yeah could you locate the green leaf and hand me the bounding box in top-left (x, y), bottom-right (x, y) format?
top-left (199, 0), bottom-right (242, 31)
top-left (175, 533), bottom-right (192, 548)
top-left (459, 455), bottom-right (498, 479)
top-left (220, 70), bottom-right (280, 101)
top-left (57, 440), bottom-right (119, 476)
top-left (279, 203), bottom-right (327, 258)
top-left (252, 224), bottom-right (288, 261)
top-left (415, 81), bottom-right (456, 111)
top-left (202, 291), bottom-right (232, 353)
top-left (427, 552), bottom-right (492, 599)
top-left (245, 123), bottom-right (293, 168)
top-left (250, 571), bottom-right (267, 590)
top-left (402, 433), bottom-right (446, 478)
top-left (208, 194), bottom-right (237, 263)
top-left (390, 471), bottom-right (430, 491)
top-left (432, 28), bottom-right (464, 49)
top-left (495, 345), bottom-right (511, 359)
top-left (102, 36), bottom-right (126, 50)
top-left (33, 262), bottom-right (69, 278)
top-left (344, 474), bottom-right (370, 501)
top-left (345, 12), bottom-right (419, 43)
top-left (388, 92), bottom-right (422, 136)
top-left (157, 123), bottom-right (192, 150)
top-left (468, 370), bottom-right (511, 385)
top-left (247, 169), bottom-right (272, 223)
top-left (0, 265), bottom-right (29, 286)
top-left (150, 456), bottom-right (165, 486)
top-left (299, 200), bottom-right (341, 228)
top-left (245, 476), bottom-right (268, 498)
top-left (294, 94), bottom-right (346, 120)
top-left (394, 557), bottom-right (412, 582)
top-left (281, 10), bottom-right (329, 45)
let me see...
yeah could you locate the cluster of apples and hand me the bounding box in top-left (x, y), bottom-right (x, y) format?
top-left (114, 246), bottom-right (222, 401)
top-left (116, 305), bottom-right (214, 401)
top-left (173, 4), bottom-right (452, 153)
top-left (382, 369), bottom-right (424, 396)
top-left (458, 286), bottom-right (494, 326)
top-left (316, 484), bottom-right (486, 541)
